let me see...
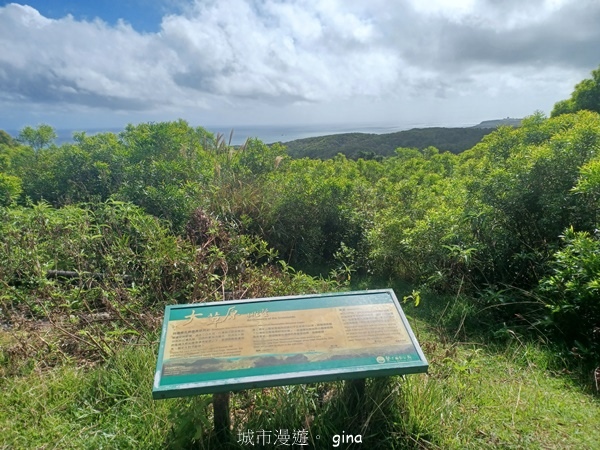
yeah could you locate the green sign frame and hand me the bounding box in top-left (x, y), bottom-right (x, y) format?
top-left (153, 289), bottom-right (428, 399)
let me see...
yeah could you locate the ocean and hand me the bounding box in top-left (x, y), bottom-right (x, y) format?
top-left (204, 123), bottom-right (412, 145)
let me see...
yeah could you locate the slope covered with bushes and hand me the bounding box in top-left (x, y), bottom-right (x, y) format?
top-left (2, 107), bottom-right (600, 364)
top-left (284, 126), bottom-right (495, 159)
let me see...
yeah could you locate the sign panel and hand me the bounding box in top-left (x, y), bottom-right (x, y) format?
top-left (153, 289), bottom-right (428, 399)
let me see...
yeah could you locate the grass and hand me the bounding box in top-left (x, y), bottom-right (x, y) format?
top-left (2, 293), bottom-right (600, 449)
top-left (408, 338), bottom-right (600, 449)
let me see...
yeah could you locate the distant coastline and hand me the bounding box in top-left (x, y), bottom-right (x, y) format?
top-left (4, 123), bottom-right (420, 146)
top-left (4, 118), bottom-right (521, 147)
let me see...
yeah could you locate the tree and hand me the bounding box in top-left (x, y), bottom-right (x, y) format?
top-left (551, 66), bottom-right (600, 117)
top-left (17, 124), bottom-right (57, 151)
top-left (0, 172), bottom-right (22, 206)
top-left (0, 129), bottom-right (16, 147)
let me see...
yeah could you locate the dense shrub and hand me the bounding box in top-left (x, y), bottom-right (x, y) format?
top-left (539, 228), bottom-right (600, 364)
top-left (0, 172), bottom-right (21, 206)
top-left (2, 85), bottom-right (600, 367)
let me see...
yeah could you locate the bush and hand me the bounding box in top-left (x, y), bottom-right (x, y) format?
top-left (539, 227), bottom-right (600, 363)
top-left (0, 173), bottom-right (22, 206)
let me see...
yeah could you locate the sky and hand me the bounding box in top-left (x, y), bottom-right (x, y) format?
top-left (1, 0), bottom-right (599, 133)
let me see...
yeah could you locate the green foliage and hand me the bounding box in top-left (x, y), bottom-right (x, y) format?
top-left (119, 119), bottom-right (212, 164)
top-left (285, 127), bottom-right (495, 159)
top-left (0, 141), bottom-right (34, 180)
top-left (0, 129), bottom-right (17, 147)
top-left (551, 65), bottom-right (600, 117)
top-left (8, 130), bottom-right (127, 205)
top-left (237, 138), bottom-right (288, 176)
top-left (0, 345), bottom-right (189, 448)
top-left (17, 124), bottom-right (57, 151)
top-left (403, 289), bottom-right (421, 307)
top-left (539, 227), bottom-right (600, 363)
top-left (0, 198), bottom-right (338, 371)
top-left (366, 148), bottom-right (469, 288)
top-left (459, 110), bottom-right (600, 288)
top-left (2, 84), bottom-right (600, 370)
top-left (3, 307), bottom-right (600, 449)
top-left (572, 157), bottom-right (600, 226)
top-left (551, 98), bottom-right (575, 117)
top-left (0, 172), bottom-right (22, 206)
top-left (5, 92), bottom-right (600, 446)
top-left (258, 156), bottom-right (364, 268)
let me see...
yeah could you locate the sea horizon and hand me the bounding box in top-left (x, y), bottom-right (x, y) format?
top-left (5, 120), bottom-right (481, 147)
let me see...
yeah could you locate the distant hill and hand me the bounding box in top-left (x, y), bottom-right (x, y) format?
top-left (472, 118), bottom-right (522, 128)
top-left (283, 127), bottom-right (492, 159)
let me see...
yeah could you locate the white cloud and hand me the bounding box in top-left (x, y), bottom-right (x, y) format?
top-left (160, 0), bottom-right (398, 102)
top-left (0, 3), bottom-right (185, 110)
top-left (406, 0), bottom-right (477, 18)
top-left (0, 0), bottom-right (599, 128)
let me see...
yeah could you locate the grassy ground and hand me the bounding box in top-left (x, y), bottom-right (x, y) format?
top-left (1, 288), bottom-right (599, 449)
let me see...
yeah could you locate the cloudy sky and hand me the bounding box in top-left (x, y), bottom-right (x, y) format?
top-left (1, 0), bottom-right (599, 134)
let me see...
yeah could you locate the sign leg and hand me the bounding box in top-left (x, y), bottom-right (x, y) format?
top-left (213, 392), bottom-right (231, 438)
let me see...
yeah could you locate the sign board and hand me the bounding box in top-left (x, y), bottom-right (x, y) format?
top-left (153, 289), bottom-right (428, 399)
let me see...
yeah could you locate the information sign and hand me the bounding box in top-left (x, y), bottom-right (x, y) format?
top-left (153, 289), bottom-right (428, 399)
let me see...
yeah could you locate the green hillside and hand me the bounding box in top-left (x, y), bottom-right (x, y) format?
top-left (472, 117), bottom-right (523, 128)
top-left (284, 126), bottom-right (500, 159)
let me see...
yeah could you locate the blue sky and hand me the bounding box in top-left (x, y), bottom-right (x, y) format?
top-left (0, 0), bottom-right (173, 32)
top-left (1, 0), bottom-right (600, 133)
